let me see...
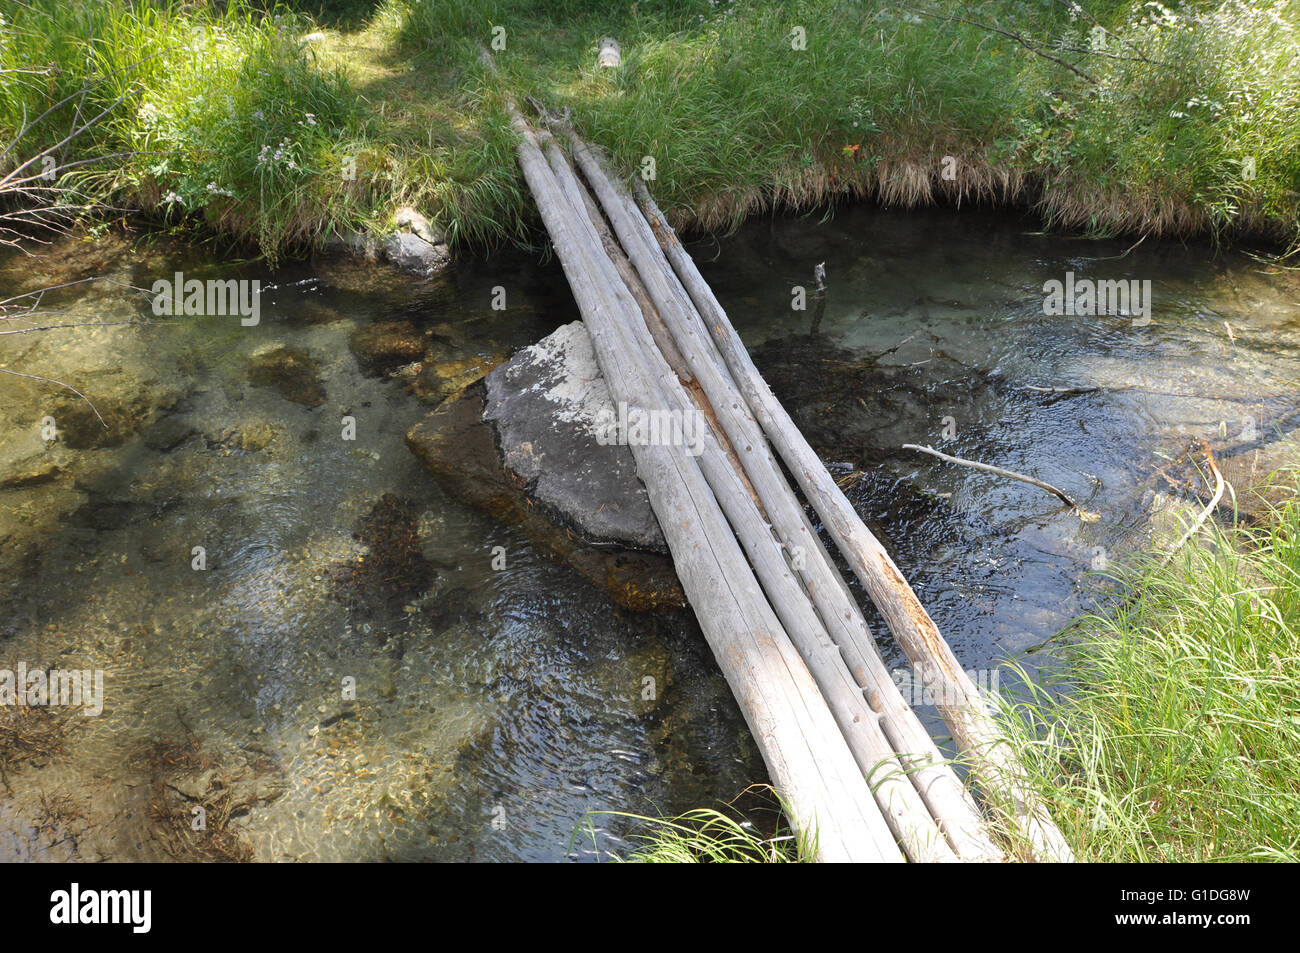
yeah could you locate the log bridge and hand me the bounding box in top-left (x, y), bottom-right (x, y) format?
top-left (499, 84), bottom-right (1072, 862)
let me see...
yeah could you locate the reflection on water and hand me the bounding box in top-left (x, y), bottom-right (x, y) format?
top-left (1, 206), bottom-right (1297, 860)
top-left (702, 206), bottom-right (1299, 677)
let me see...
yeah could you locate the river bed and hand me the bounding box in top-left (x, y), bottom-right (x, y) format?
top-left (1, 204), bottom-right (1296, 860)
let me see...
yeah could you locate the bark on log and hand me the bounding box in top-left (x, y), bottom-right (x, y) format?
top-left (510, 111), bottom-right (900, 861)
top-left (565, 132), bottom-right (1001, 861)
top-left (631, 176), bottom-right (1074, 863)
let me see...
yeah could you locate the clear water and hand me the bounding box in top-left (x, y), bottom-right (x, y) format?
top-left (1, 205), bottom-right (1296, 861)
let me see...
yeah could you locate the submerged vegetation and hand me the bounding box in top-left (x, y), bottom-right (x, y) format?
top-left (998, 477), bottom-right (1300, 862)
top-left (2, 0), bottom-right (1298, 259)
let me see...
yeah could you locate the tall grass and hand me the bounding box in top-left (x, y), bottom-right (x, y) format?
top-left (997, 477), bottom-right (1300, 861)
top-left (369, 0), bottom-right (1300, 248)
top-left (581, 786), bottom-right (816, 863)
top-left (1, 0), bottom-right (374, 258)
top-left (3, 0), bottom-right (1298, 257)
top-left (596, 477), bottom-right (1300, 863)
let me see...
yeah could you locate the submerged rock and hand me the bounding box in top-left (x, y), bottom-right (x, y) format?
top-left (413, 355), bottom-right (505, 407)
top-left (48, 393), bottom-right (149, 450)
top-left (331, 493), bottom-right (436, 615)
top-left (247, 346), bottom-right (326, 408)
top-left (0, 455), bottom-right (64, 489)
top-left (207, 422), bottom-right (281, 454)
top-left (750, 333), bottom-right (992, 464)
top-left (406, 336), bottom-right (683, 611)
top-left (349, 320), bottom-right (435, 375)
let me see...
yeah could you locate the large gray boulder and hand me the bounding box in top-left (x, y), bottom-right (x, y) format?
top-left (406, 321), bottom-right (679, 610)
top-left (484, 321), bottom-right (665, 552)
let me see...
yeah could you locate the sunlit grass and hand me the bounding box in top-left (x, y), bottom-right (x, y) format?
top-left (3, 0), bottom-right (1298, 258)
top-left (580, 786), bottom-right (816, 863)
top-left (996, 474), bottom-right (1300, 862)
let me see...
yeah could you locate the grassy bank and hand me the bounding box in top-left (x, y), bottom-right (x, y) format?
top-left (997, 477), bottom-right (1300, 862)
top-left (2, 0), bottom-right (1298, 260)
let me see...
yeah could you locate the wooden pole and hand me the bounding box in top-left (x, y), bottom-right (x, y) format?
top-left (563, 130), bottom-right (1002, 861)
top-left (554, 140), bottom-right (956, 863)
top-left (631, 176), bottom-right (1074, 862)
top-left (509, 111), bottom-right (901, 861)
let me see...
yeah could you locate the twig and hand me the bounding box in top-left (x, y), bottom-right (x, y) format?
top-left (0, 367), bottom-right (107, 427)
top-left (872, 332), bottom-right (916, 359)
top-left (900, 4), bottom-right (1099, 84)
top-left (1024, 384), bottom-right (1099, 396)
top-left (903, 443), bottom-right (1080, 508)
top-left (1158, 443), bottom-right (1226, 567)
top-left (0, 320), bottom-right (144, 336)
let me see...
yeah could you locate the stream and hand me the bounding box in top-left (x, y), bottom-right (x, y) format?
top-left (1, 204), bottom-right (1297, 861)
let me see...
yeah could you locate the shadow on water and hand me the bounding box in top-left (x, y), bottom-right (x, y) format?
top-left (1, 204), bottom-right (1297, 859)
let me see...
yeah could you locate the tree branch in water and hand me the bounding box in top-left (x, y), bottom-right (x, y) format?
top-left (903, 442), bottom-right (1082, 510)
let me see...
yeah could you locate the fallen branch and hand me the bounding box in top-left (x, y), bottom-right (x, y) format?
top-left (0, 367), bottom-right (106, 427)
top-left (903, 443), bottom-right (1080, 509)
top-left (1024, 384), bottom-right (1098, 396)
top-left (1158, 443), bottom-right (1226, 567)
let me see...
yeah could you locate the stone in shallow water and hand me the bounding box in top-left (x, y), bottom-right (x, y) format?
top-left (47, 393), bottom-right (148, 450)
top-left (348, 320), bottom-right (433, 375)
top-left (383, 232), bottom-right (450, 278)
top-left (413, 354), bottom-right (505, 406)
top-left (405, 323), bottom-right (683, 611)
top-left (247, 346), bottom-right (326, 408)
top-left (0, 455), bottom-right (64, 489)
top-left (483, 320), bottom-right (666, 553)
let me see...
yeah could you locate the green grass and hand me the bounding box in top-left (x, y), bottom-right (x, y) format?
top-left (579, 786), bottom-right (815, 863)
top-left (997, 475), bottom-right (1300, 861)
top-left (3, 1), bottom-right (1298, 259)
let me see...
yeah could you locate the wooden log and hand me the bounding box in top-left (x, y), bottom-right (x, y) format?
top-left (563, 132), bottom-right (1002, 861)
top-left (631, 176), bottom-right (1074, 862)
top-left (509, 112), bottom-right (900, 861)
top-left (554, 141), bottom-right (954, 863)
